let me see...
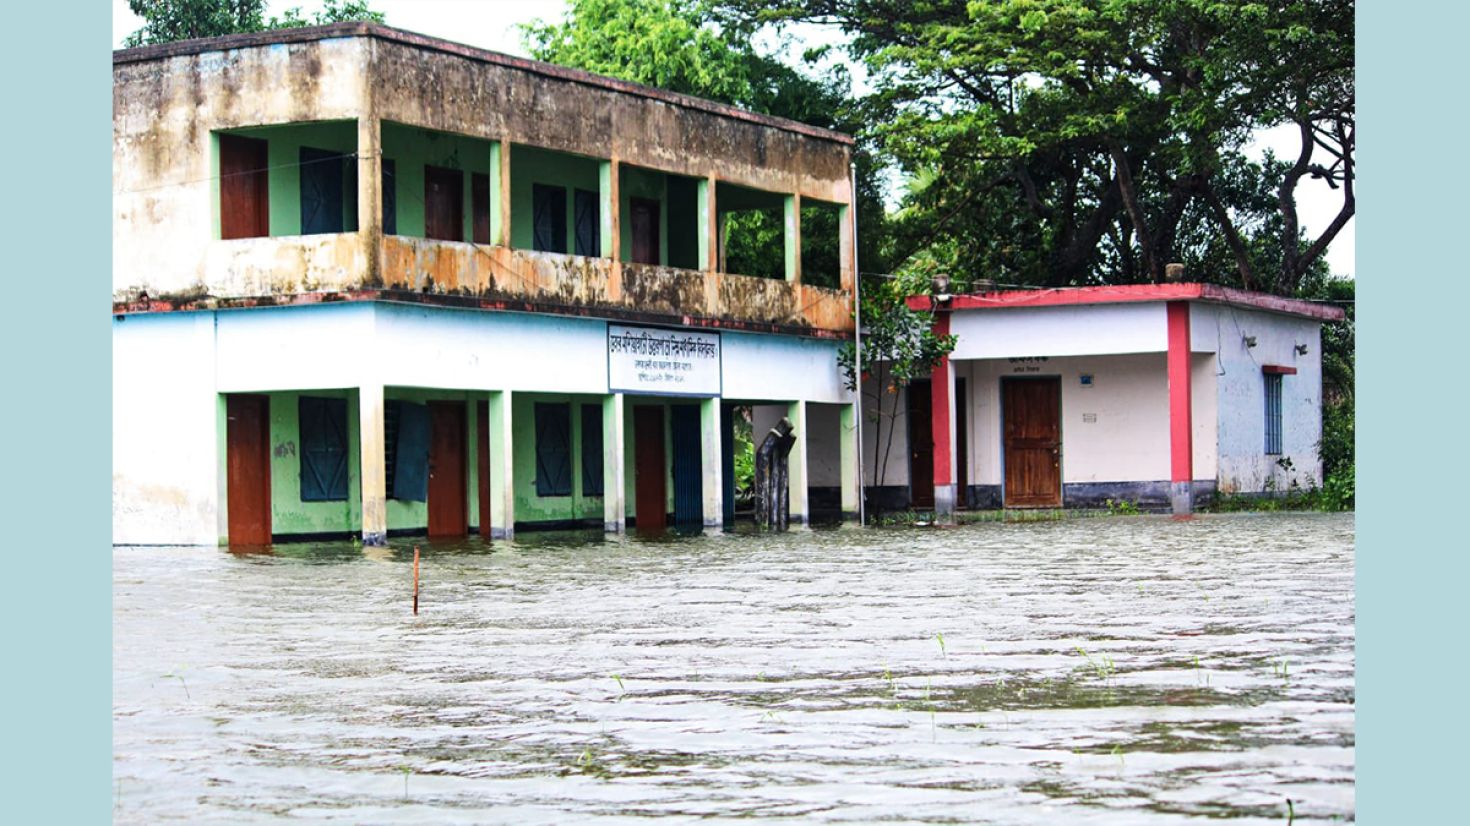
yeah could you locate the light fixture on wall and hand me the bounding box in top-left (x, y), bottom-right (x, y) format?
top-left (1295, 343), bottom-right (1309, 355)
top-left (1243, 335), bottom-right (1257, 348)
top-left (932, 273), bottom-right (952, 304)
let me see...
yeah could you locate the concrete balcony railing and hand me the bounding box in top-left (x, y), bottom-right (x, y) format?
top-left (117, 234), bottom-right (854, 337)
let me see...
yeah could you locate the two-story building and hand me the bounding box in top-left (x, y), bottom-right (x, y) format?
top-left (113, 23), bottom-right (861, 546)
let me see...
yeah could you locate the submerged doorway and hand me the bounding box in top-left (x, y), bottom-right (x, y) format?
top-left (633, 405), bottom-right (667, 532)
top-left (427, 401), bottom-right (467, 537)
top-left (226, 394), bottom-right (272, 546)
top-left (669, 405), bottom-right (703, 529)
top-left (1002, 377), bottom-right (1062, 508)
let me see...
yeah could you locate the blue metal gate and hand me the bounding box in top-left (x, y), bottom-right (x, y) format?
top-left (670, 405), bottom-right (704, 528)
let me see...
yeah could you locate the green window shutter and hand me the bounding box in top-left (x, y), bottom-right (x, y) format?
top-left (393, 402), bottom-right (430, 502)
top-left (581, 404), bottom-right (604, 495)
top-left (535, 403), bottom-right (572, 496)
top-left (532, 184), bottom-right (567, 253)
top-left (299, 396), bottom-right (349, 501)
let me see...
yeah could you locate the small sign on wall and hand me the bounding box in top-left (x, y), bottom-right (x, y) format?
top-left (1009, 356), bottom-right (1049, 374)
top-left (1080, 374), bottom-right (1094, 387)
top-left (1082, 413), bottom-right (1098, 423)
top-left (607, 324), bottom-right (722, 397)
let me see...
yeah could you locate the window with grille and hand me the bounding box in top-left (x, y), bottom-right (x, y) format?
top-left (299, 396), bottom-right (349, 501)
top-left (581, 404), bottom-right (604, 496)
top-left (532, 184), bottom-right (568, 253)
top-left (1264, 373), bottom-right (1283, 455)
top-left (535, 403), bottom-right (573, 497)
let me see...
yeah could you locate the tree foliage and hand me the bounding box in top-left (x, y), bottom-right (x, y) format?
top-left (837, 272), bottom-right (956, 512)
top-left (123, 1), bottom-right (384, 47)
top-left (724, 0), bottom-right (1353, 296)
top-left (523, 0), bottom-right (893, 275)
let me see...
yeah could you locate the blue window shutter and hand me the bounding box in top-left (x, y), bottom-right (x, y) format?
top-left (393, 402), bottom-right (430, 501)
top-left (300, 147), bottom-right (345, 235)
top-left (532, 184), bottom-right (567, 253)
top-left (574, 189), bottom-right (600, 256)
top-left (581, 404), bottom-right (604, 495)
top-left (670, 406), bottom-right (703, 526)
top-left (382, 158), bottom-right (397, 235)
top-left (299, 396), bottom-right (349, 501)
top-left (535, 403), bottom-right (572, 497)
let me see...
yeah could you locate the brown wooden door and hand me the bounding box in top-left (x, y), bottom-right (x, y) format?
top-left (955, 377), bottom-right (968, 507)
top-left (226, 394), bottom-right (272, 546)
top-left (1003, 377), bottom-right (1062, 508)
top-left (428, 401), bottom-right (467, 537)
top-left (908, 379), bottom-right (934, 508)
top-left (476, 400), bottom-right (491, 539)
top-left (633, 405), bottom-right (667, 532)
top-left (424, 165), bottom-right (464, 241)
top-left (219, 134), bottom-right (269, 239)
top-left (630, 197), bottom-right (660, 265)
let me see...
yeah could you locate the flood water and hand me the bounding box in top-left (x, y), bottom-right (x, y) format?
top-left (114, 513), bottom-right (1354, 823)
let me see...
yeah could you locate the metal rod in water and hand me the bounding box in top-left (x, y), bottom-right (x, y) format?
top-left (413, 545), bottom-right (420, 615)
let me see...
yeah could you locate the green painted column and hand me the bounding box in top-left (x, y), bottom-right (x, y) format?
top-left (698, 176), bottom-right (715, 272)
top-left (599, 159), bottom-right (619, 260)
top-left (700, 397), bottom-right (723, 531)
top-left (784, 193), bottom-right (801, 283)
top-left (787, 399), bottom-right (809, 526)
top-left (840, 401), bottom-right (859, 520)
top-left (489, 141), bottom-right (506, 246)
top-left (488, 390), bottom-right (516, 539)
top-left (602, 393), bottom-right (626, 533)
top-left (358, 380), bottom-right (387, 546)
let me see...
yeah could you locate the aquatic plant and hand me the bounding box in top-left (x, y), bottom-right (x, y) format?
top-left (1074, 646), bottom-right (1116, 684)
top-left (161, 668), bottom-right (190, 699)
top-left (1105, 498), bottom-right (1141, 516)
top-left (399, 764), bottom-right (411, 799)
top-left (935, 632), bottom-right (947, 658)
top-left (1272, 657), bottom-right (1291, 684)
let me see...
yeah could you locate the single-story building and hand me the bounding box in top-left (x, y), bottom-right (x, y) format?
top-left (861, 283), bottom-right (1345, 516)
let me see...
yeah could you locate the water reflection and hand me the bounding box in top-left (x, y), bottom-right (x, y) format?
top-left (115, 512), bottom-right (1354, 823)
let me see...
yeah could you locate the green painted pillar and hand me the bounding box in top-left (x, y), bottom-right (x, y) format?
top-left (784, 193), bottom-right (801, 283)
top-left (602, 393), bottom-right (626, 533)
top-left (487, 390), bottom-right (515, 539)
top-left (787, 399), bottom-right (809, 526)
top-left (700, 397), bottom-right (723, 531)
top-left (698, 177), bottom-right (716, 272)
top-left (358, 380), bottom-right (387, 546)
top-left (600, 159), bottom-right (619, 260)
top-left (489, 141), bottom-right (505, 246)
top-left (840, 401), bottom-right (859, 520)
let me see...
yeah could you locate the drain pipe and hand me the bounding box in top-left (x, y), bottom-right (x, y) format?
top-left (850, 162), bottom-right (866, 527)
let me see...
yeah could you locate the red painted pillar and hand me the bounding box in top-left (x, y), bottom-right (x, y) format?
top-left (930, 310), bottom-right (957, 522)
top-left (1166, 301), bottom-right (1194, 514)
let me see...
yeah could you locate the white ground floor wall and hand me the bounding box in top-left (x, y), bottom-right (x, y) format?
top-left (113, 302), bottom-right (856, 545)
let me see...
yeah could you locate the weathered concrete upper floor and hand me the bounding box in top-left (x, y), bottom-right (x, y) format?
top-left (113, 23), bottom-right (856, 336)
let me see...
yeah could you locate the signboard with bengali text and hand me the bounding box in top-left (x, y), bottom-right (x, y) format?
top-left (607, 324), bottom-right (722, 397)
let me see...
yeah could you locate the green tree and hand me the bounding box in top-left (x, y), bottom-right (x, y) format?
top-left (727, 0), bottom-right (1353, 296)
top-left (523, 0), bottom-right (892, 276)
top-left (837, 271), bottom-right (955, 516)
top-left (123, 0), bottom-right (384, 48)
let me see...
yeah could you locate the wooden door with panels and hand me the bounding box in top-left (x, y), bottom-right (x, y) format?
top-left (1002, 377), bottom-right (1062, 508)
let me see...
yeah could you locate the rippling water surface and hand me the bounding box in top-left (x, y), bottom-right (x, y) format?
top-left (114, 513), bottom-right (1354, 823)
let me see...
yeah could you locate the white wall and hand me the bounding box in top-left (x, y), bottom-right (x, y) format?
top-left (961, 353), bottom-right (1214, 486)
top-left (858, 373), bottom-right (913, 486)
top-left (1193, 304), bottom-right (1324, 492)
top-left (114, 303), bottom-right (854, 543)
top-left (113, 312), bottom-right (221, 545)
top-left (721, 331), bottom-right (852, 404)
top-left (949, 302), bottom-right (1167, 360)
top-left (804, 403), bottom-right (843, 487)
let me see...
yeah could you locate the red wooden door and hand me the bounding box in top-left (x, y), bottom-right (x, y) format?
top-left (633, 406), bottom-right (667, 532)
top-left (428, 402), bottom-right (467, 537)
top-left (476, 400), bottom-right (491, 539)
top-left (1003, 378), bottom-right (1062, 508)
top-left (219, 134), bottom-right (269, 239)
top-left (630, 197), bottom-right (660, 265)
top-left (907, 379), bottom-right (934, 508)
top-left (226, 394), bottom-right (272, 545)
top-left (424, 165), bottom-right (464, 241)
